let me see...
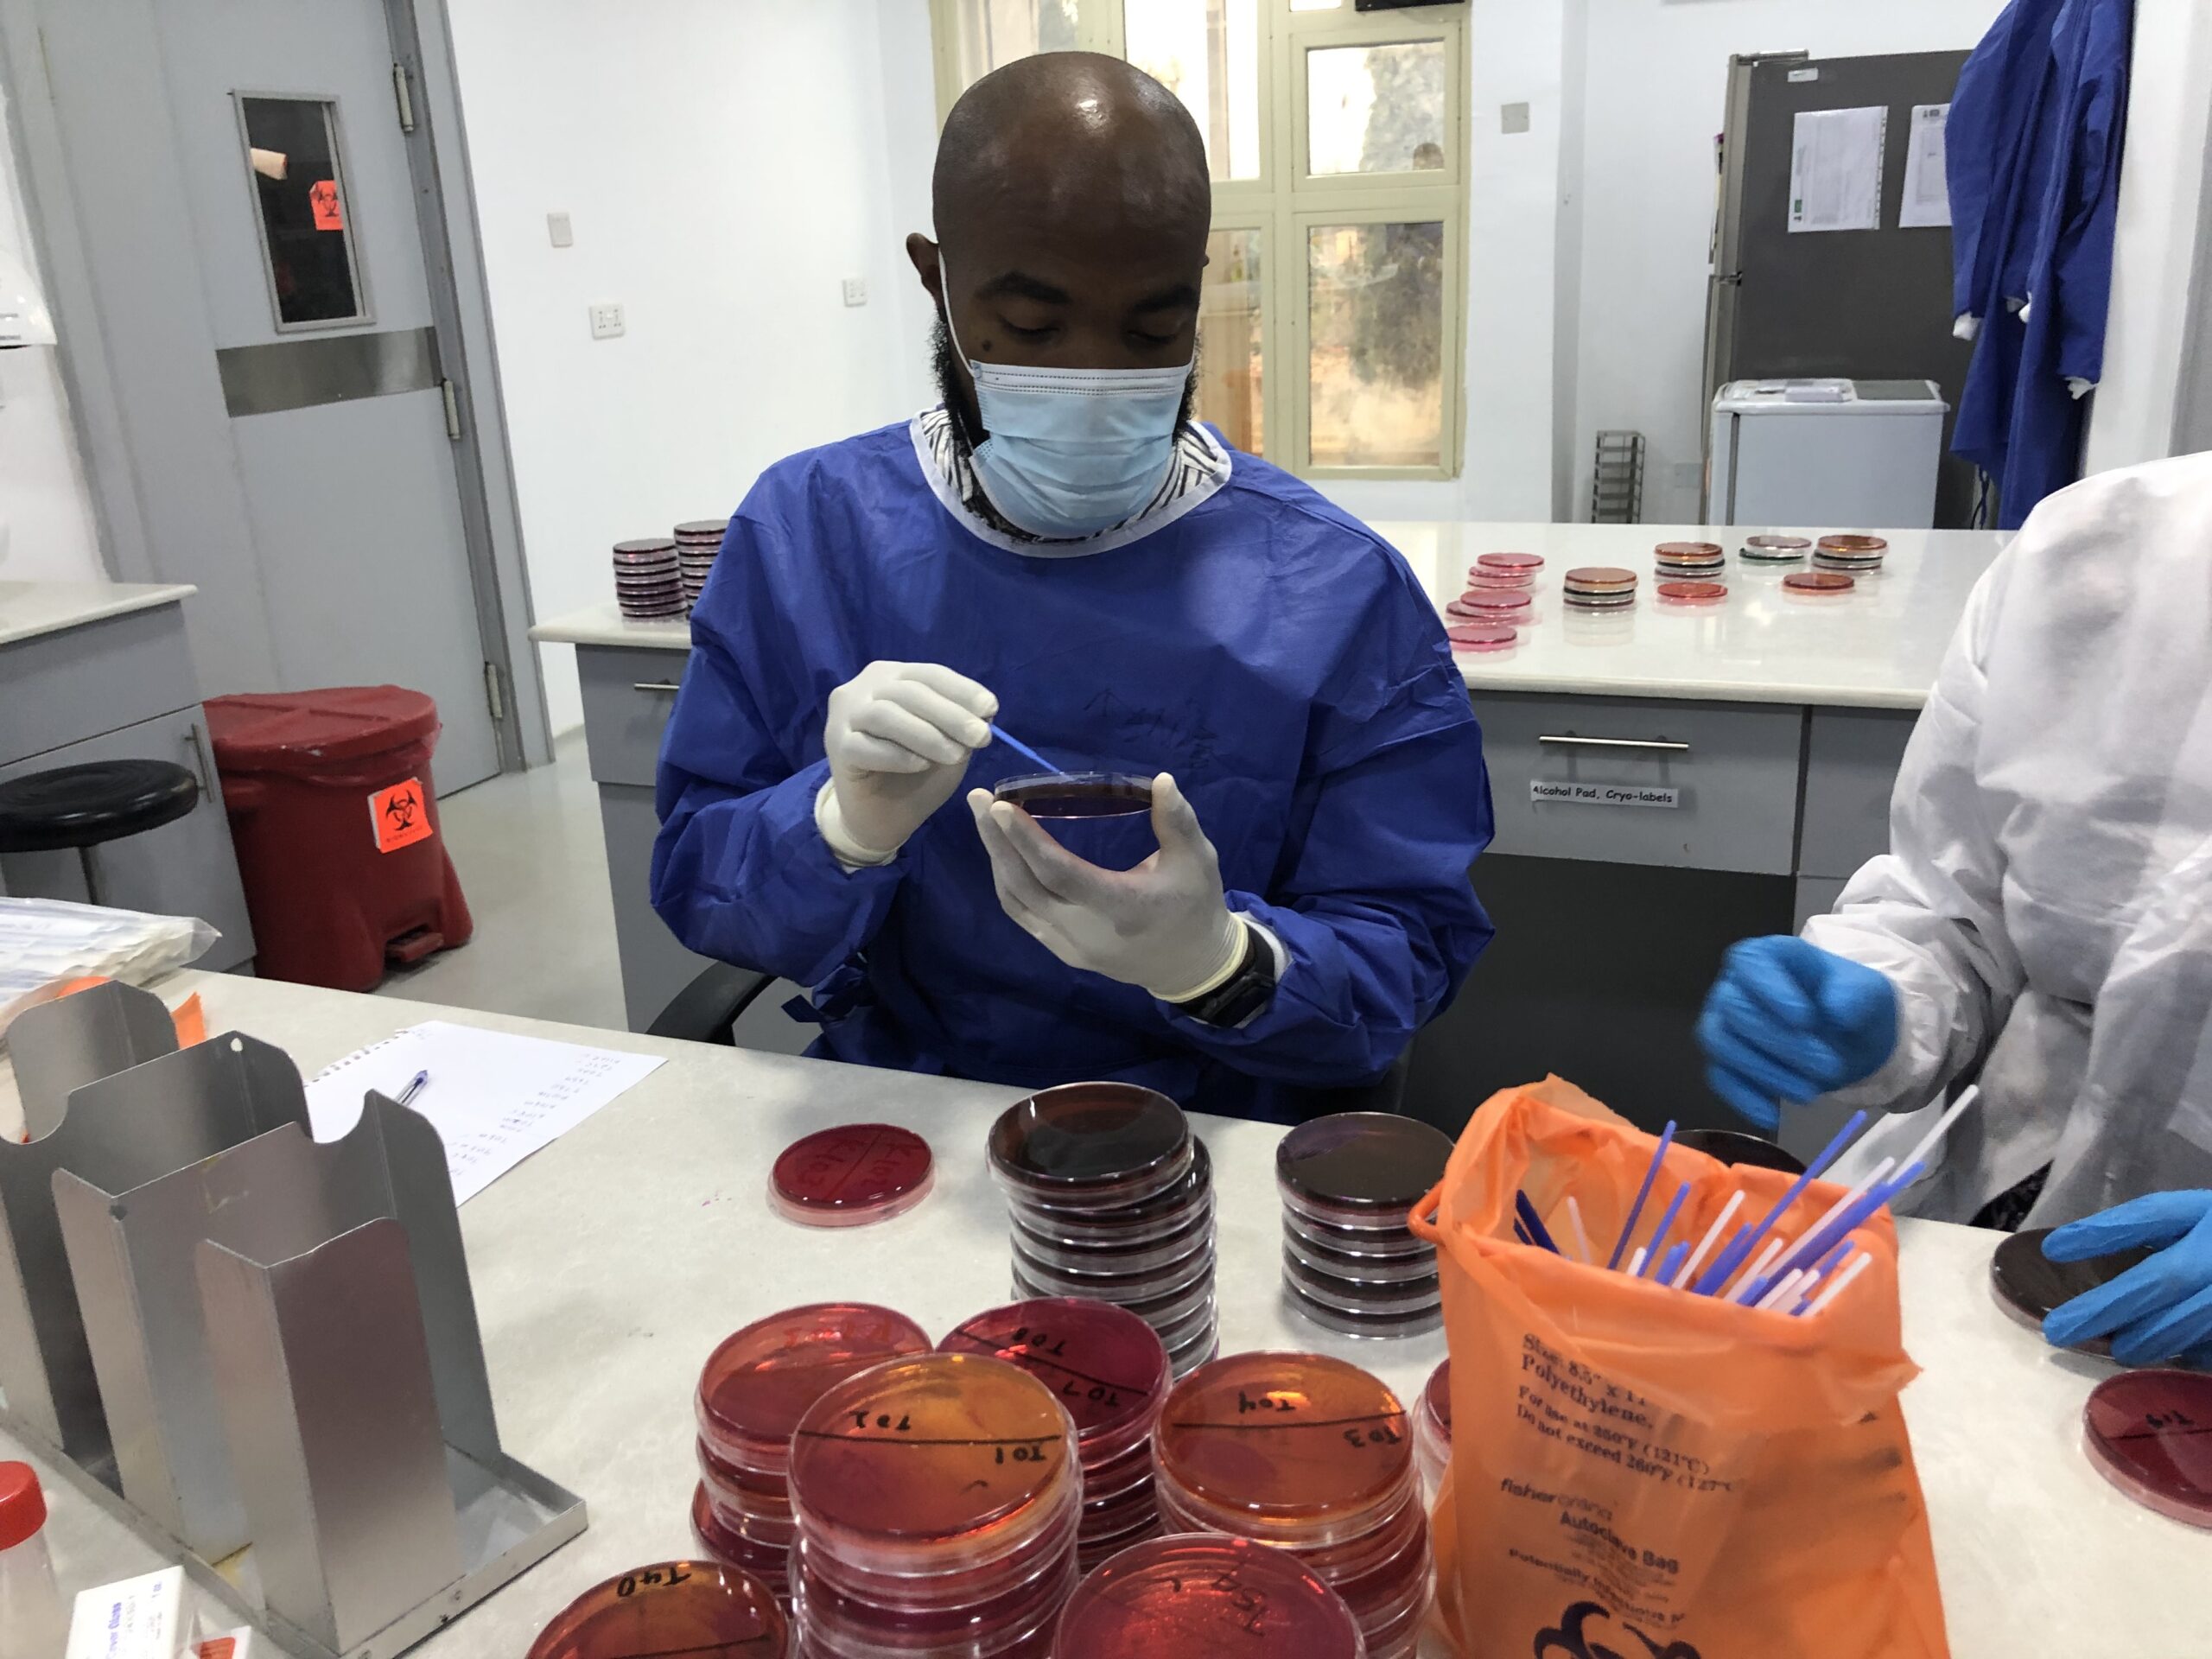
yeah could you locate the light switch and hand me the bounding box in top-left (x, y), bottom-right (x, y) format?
top-left (547, 212), bottom-right (574, 248)
top-left (842, 277), bottom-right (868, 308)
top-left (1501, 103), bottom-right (1532, 136)
top-left (588, 302), bottom-right (625, 340)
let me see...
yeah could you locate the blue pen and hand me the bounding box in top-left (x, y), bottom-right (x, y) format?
top-left (395, 1069), bottom-right (429, 1108)
top-left (988, 723), bottom-right (1066, 777)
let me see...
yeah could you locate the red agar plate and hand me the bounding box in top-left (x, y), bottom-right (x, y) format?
top-left (1563, 566), bottom-right (1638, 591)
top-left (2083, 1370), bottom-right (2212, 1528)
top-left (696, 1303), bottom-right (932, 1471)
top-left (1657, 580), bottom-right (1728, 602)
top-left (526, 1560), bottom-right (785, 1658)
top-left (1054, 1534), bottom-right (1363, 1659)
top-left (1783, 570), bottom-right (1855, 594)
top-left (940, 1298), bottom-right (1168, 1450)
top-left (770, 1123), bottom-right (933, 1227)
top-left (1477, 551), bottom-right (1544, 574)
top-left (1447, 623), bottom-right (1519, 653)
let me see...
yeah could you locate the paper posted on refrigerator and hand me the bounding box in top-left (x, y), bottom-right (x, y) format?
top-left (306, 1020), bottom-right (664, 1202)
top-left (1789, 106), bottom-right (1887, 233)
top-left (1899, 104), bottom-right (1953, 228)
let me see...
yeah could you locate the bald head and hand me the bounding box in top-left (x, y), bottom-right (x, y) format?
top-left (907, 54), bottom-right (1212, 432)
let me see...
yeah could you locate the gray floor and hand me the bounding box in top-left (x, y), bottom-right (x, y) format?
top-left (378, 732), bottom-right (627, 1030)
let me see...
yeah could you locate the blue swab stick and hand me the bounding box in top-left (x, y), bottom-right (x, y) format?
top-left (1691, 1110), bottom-right (1869, 1294)
top-left (1637, 1184), bottom-right (1691, 1278)
top-left (1656, 1240), bottom-right (1689, 1284)
top-left (1514, 1192), bottom-right (1561, 1253)
top-left (988, 723), bottom-right (1065, 776)
top-left (1607, 1121), bottom-right (1676, 1269)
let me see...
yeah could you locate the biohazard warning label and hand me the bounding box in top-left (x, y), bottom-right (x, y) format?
top-left (310, 177), bottom-right (344, 231)
top-left (370, 778), bottom-right (432, 853)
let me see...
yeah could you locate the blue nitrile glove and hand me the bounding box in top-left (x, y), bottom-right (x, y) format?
top-left (1694, 937), bottom-right (1900, 1131)
top-left (2043, 1191), bottom-right (2212, 1368)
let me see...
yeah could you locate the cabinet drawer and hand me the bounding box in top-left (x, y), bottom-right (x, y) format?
top-left (1476, 693), bottom-right (1804, 874)
top-left (578, 645), bottom-right (694, 787)
top-left (1, 605), bottom-right (200, 765)
top-left (1798, 708), bottom-right (1916, 880)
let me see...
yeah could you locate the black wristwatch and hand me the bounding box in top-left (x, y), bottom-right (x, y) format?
top-left (1171, 922), bottom-right (1279, 1027)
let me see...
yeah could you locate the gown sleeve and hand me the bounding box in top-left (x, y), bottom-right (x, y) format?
top-left (1160, 622), bottom-right (1495, 1089)
top-left (650, 517), bottom-right (907, 988)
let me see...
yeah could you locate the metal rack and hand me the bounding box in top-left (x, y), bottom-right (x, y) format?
top-left (1591, 429), bottom-right (1648, 524)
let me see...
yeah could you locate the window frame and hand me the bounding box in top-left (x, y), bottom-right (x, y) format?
top-left (926, 0), bottom-right (1467, 483)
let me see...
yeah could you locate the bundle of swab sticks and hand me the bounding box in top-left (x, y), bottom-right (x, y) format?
top-left (1511, 1088), bottom-right (1980, 1318)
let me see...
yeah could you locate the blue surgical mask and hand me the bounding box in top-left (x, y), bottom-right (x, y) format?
top-left (944, 275), bottom-right (1193, 540)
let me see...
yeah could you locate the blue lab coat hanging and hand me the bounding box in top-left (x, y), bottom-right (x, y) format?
top-left (649, 419), bottom-right (1496, 1122)
top-left (1948, 0), bottom-right (2133, 530)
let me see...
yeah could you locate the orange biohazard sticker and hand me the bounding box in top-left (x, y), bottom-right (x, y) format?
top-left (370, 778), bottom-right (434, 853)
top-left (310, 177), bottom-right (344, 232)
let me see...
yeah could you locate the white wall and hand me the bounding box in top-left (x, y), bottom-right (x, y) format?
top-left (448, 0), bottom-right (938, 732)
top-left (0, 88), bottom-right (105, 583)
top-left (1566, 0), bottom-right (2009, 526)
top-left (2083, 0), bottom-right (2212, 474)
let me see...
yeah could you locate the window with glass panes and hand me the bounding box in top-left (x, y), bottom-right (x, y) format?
top-left (929, 0), bottom-right (1465, 480)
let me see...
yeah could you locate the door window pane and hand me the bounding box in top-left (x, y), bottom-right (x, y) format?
top-left (1123, 0), bottom-right (1262, 181)
top-left (1198, 227), bottom-right (1262, 454)
top-left (946, 0), bottom-right (1080, 89)
top-left (1306, 41), bottom-right (1447, 176)
top-left (238, 96), bottom-right (365, 329)
top-left (1307, 222), bottom-right (1444, 468)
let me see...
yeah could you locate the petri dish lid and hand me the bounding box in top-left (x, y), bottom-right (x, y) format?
top-left (938, 1299), bottom-right (1168, 1449)
top-left (770, 1124), bottom-right (934, 1228)
top-left (1477, 551), bottom-right (1545, 574)
top-left (1817, 534), bottom-right (1888, 555)
top-left (674, 519), bottom-right (730, 537)
top-left (1421, 1358), bottom-right (1452, 1442)
top-left (1281, 1250), bottom-right (1441, 1314)
top-left (613, 538), bottom-right (680, 556)
top-left (1446, 622), bottom-right (1519, 652)
top-left (1282, 1226), bottom-right (1440, 1286)
top-left (1283, 1284), bottom-right (1445, 1343)
top-left (696, 1303), bottom-right (933, 1470)
top-left (2082, 1370), bottom-right (2212, 1528)
top-left (1743, 534), bottom-right (1810, 551)
top-left (1154, 1352), bottom-right (1414, 1542)
top-left (1653, 541), bottom-right (1724, 560)
top-left (1053, 1534), bottom-right (1364, 1659)
top-left (1563, 567), bottom-right (1638, 592)
top-left (1783, 570), bottom-right (1854, 594)
top-left (1674, 1128), bottom-right (1805, 1175)
top-left (1989, 1229), bottom-right (2152, 1354)
top-left (988, 1084), bottom-right (1192, 1205)
top-left (1450, 588), bottom-right (1530, 614)
top-left (993, 772), bottom-right (1155, 821)
top-left (526, 1560), bottom-right (785, 1658)
top-left (787, 1353), bottom-right (1078, 1567)
top-left (1281, 1205), bottom-right (1434, 1261)
top-left (1276, 1112), bottom-right (1454, 1220)
top-left (1656, 581), bottom-right (1727, 602)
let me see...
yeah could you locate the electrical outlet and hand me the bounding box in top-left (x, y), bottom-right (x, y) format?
top-left (842, 276), bottom-right (868, 308)
top-left (547, 212), bottom-right (574, 248)
top-left (1501, 102), bottom-right (1532, 136)
top-left (588, 302), bottom-right (625, 340)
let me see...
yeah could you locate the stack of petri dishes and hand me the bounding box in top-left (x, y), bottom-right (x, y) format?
top-left (528, 1560), bottom-right (788, 1659)
top-left (938, 1297), bottom-right (1168, 1568)
top-left (1153, 1352), bottom-right (1433, 1659)
top-left (1054, 1534), bottom-right (1365, 1659)
top-left (1653, 540), bottom-right (1726, 580)
top-left (1413, 1357), bottom-right (1452, 1497)
top-left (1277, 1111), bottom-right (1452, 1339)
top-left (693, 1303), bottom-right (934, 1599)
top-left (674, 518), bottom-right (728, 609)
top-left (988, 1084), bottom-right (1219, 1376)
top-left (787, 1352), bottom-right (1082, 1658)
top-left (613, 537), bottom-right (683, 620)
top-left (1740, 533), bottom-right (1811, 563)
top-left (1470, 550), bottom-right (1543, 588)
top-left (1814, 532), bottom-right (1888, 574)
top-left (1563, 566), bottom-right (1638, 611)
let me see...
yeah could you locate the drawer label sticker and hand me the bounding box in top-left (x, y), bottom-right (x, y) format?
top-left (1530, 781), bottom-right (1680, 810)
top-left (370, 778), bottom-right (435, 852)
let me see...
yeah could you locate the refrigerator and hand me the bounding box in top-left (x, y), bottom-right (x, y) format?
top-left (1709, 378), bottom-right (1948, 528)
top-left (1702, 49), bottom-right (1978, 529)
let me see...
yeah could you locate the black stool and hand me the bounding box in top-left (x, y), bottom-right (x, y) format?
top-left (0, 760), bottom-right (200, 906)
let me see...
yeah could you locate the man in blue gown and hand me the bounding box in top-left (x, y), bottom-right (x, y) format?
top-left (652, 53), bottom-right (1493, 1122)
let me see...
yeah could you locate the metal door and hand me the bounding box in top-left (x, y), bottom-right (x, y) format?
top-left (17, 0), bottom-right (509, 791)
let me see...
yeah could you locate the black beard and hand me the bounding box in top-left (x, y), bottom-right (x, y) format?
top-left (928, 316), bottom-right (1201, 457)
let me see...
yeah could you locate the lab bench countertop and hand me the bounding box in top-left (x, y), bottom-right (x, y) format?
top-left (0, 971), bottom-right (2196, 1659)
top-left (0, 579), bottom-right (198, 648)
top-left (530, 520), bottom-right (2006, 711)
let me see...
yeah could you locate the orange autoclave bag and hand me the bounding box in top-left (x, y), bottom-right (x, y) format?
top-left (1408, 1080), bottom-right (1949, 1659)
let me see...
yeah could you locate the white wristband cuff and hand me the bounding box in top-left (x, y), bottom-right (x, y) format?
top-left (815, 781), bottom-right (899, 870)
top-left (1147, 912), bottom-right (1251, 1005)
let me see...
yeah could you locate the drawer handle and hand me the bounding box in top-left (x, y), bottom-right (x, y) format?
top-left (1538, 734), bottom-right (1691, 753)
top-left (633, 680), bottom-right (683, 694)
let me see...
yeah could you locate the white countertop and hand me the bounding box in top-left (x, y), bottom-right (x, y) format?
top-left (530, 521), bottom-right (2005, 710)
top-left (0, 580), bottom-right (197, 649)
top-left (5, 973), bottom-right (2195, 1659)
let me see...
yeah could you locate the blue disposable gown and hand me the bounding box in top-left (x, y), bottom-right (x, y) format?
top-left (651, 421), bottom-right (1496, 1122)
top-left (1948, 0), bottom-right (2133, 530)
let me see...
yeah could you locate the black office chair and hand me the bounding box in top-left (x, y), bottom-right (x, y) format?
top-left (645, 959), bottom-right (1414, 1116)
top-left (0, 760), bottom-right (200, 906)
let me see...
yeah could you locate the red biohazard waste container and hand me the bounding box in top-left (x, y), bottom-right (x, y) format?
top-left (203, 687), bottom-right (473, 991)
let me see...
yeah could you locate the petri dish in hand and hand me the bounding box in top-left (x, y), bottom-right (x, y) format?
top-left (1990, 1229), bottom-right (2152, 1355)
top-left (1054, 1535), bottom-right (1363, 1659)
top-left (993, 772), bottom-right (1154, 819)
top-left (770, 1123), bottom-right (933, 1228)
top-left (527, 1560), bottom-right (785, 1658)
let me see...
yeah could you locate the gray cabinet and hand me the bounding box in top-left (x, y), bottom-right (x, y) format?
top-left (598, 782), bottom-right (714, 1031)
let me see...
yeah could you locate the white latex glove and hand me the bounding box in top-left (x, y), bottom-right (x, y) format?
top-left (820, 662), bottom-right (997, 864)
top-left (966, 772), bottom-right (1247, 1002)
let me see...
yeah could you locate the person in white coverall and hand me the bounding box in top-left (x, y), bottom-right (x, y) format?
top-left (1697, 453), bottom-right (2212, 1368)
